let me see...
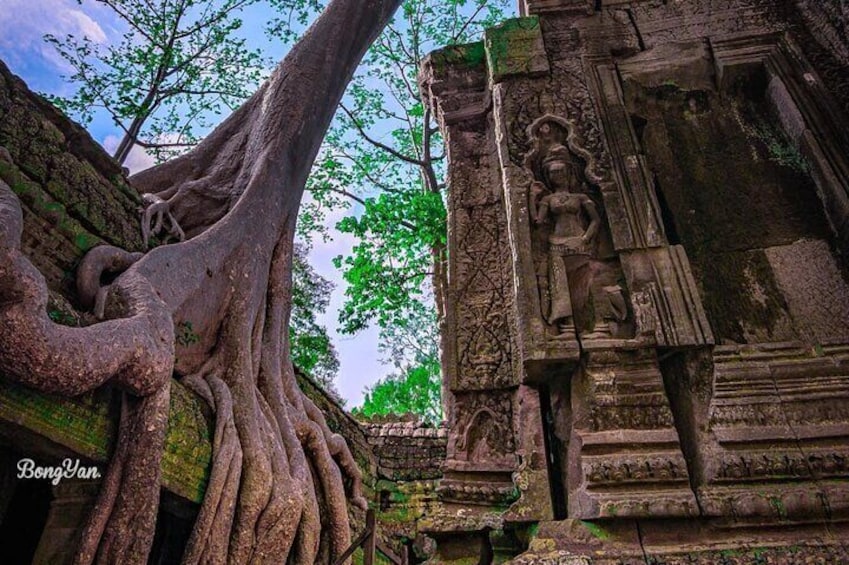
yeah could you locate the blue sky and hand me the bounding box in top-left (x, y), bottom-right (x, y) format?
top-left (0, 0), bottom-right (395, 407)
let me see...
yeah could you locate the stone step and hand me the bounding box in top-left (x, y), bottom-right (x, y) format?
top-left (506, 518), bottom-right (849, 564)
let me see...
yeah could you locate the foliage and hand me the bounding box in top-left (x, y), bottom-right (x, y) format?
top-left (332, 190), bottom-right (444, 336)
top-left (353, 356), bottom-right (441, 425)
top-left (175, 320), bottom-right (200, 346)
top-left (45, 0), bottom-right (269, 164)
top-left (298, 0), bottom-right (511, 416)
top-left (290, 244), bottom-right (342, 400)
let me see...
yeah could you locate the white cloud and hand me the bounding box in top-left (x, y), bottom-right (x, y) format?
top-left (102, 134), bottom-right (156, 174)
top-left (63, 8), bottom-right (107, 43)
top-left (0, 0), bottom-right (108, 69)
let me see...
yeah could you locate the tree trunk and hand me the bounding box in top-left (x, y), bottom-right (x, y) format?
top-left (0, 0), bottom-right (402, 562)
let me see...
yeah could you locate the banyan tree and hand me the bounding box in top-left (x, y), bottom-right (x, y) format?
top-left (0, 0), bottom-right (402, 562)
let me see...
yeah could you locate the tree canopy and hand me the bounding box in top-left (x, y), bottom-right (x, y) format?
top-left (353, 356), bottom-right (442, 425)
top-left (290, 244), bottom-right (341, 398)
top-left (303, 0), bottom-right (511, 420)
top-left (46, 0), bottom-right (269, 164)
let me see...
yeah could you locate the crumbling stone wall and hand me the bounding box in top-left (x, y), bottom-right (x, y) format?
top-left (363, 421), bottom-right (446, 562)
top-left (0, 59), bottom-right (143, 322)
top-left (365, 421), bottom-right (446, 482)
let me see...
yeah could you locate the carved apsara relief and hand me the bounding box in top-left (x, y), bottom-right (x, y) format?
top-left (523, 115), bottom-right (631, 340)
top-left (448, 390), bottom-right (517, 469)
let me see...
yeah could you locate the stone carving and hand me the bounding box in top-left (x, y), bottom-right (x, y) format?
top-left (584, 456), bottom-right (688, 486)
top-left (420, 3), bottom-right (849, 563)
top-left (713, 452), bottom-right (831, 481)
top-left (566, 350), bottom-right (699, 518)
top-left (447, 391), bottom-right (517, 471)
top-left (446, 122), bottom-right (520, 391)
top-left (524, 115), bottom-right (628, 340)
top-left (436, 478), bottom-right (519, 505)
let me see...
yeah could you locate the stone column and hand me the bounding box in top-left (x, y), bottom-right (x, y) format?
top-left (31, 478), bottom-right (99, 565)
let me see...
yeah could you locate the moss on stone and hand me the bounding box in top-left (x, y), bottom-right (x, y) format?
top-left (0, 376), bottom-right (213, 503)
top-left (485, 16), bottom-right (543, 81)
top-left (162, 380), bottom-right (213, 502)
top-left (429, 41), bottom-right (487, 71)
top-left (579, 520), bottom-right (611, 541)
top-left (625, 80), bottom-right (830, 343)
top-left (699, 249), bottom-right (788, 343)
top-left (379, 504), bottom-right (415, 524)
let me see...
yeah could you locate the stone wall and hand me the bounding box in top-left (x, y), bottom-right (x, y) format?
top-left (795, 0), bottom-right (849, 70)
top-left (364, 421), bottom-right (446, 482)
top-left (363, 421), bottom-right (446, 562)
top-left (421, 1), bottom-right (849, 563)
top-left (791, 1), bottom-right (849, 128)
top-left (0, 60), bottom-right (144, 320)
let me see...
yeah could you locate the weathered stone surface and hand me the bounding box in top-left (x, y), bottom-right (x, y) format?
top-left (422, 1), bottom-right (849, 562)
top-left (364, 420), bottom-right (446, 481)
top-left (663, 342), bottom-right (849, 521)
top-left (620, 246), bottom-right (714, 347)
top-left (506, 518), bottom-right (849, 564)
top-left (504, 386), bottom-right (554, 524)
top-left (0, 61), bottom-right (144, 303)
top-left (791, 0), bottom-right (849, 117)
top-left (486, 17), bottom-right (550, 84)
top-left (566, 349), bottom-right (698, 519)
top-left (764, 239), bottom-right (849, 343)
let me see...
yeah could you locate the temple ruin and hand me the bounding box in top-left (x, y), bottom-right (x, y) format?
top-left (415, 0), bottom-right (849, 562)
top-left (0, 0), bottom-right (848, 563)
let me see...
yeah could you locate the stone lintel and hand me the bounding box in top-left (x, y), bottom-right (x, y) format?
top-left (420, 42), bottom-right (489, 127)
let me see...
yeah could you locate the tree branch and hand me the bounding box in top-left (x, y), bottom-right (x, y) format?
top-left (451, 3), bottom-right (486, 44)
top-left (339, 103), bottom-right (427, 167)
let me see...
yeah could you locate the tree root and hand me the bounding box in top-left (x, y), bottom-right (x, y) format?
top-left (0, 181), bottom-right (174, 398)
top-left (0, 1), bottom-right (403, 563)
top-left (74, 387), bottom-right (171, 565)
top-left (141, 193), bottom-right (185, 246)
top-left (76, 245), bottom-right (144, 315)
top-left (0, 179), bottom-right (174, 562)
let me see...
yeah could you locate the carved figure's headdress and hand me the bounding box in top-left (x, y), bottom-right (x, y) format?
top-left (526, 114), bottom-right (572, 143)
top-left (541, 143), bottom-right (578, 170)
top-left (524, 113), bottom-right (604, 191)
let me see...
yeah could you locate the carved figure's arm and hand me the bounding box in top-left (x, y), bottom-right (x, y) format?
top-left (537, 197), bottom-right (551, 225)
top-left (530, 181), bottom-right (547, 223)
top-left (582, 198), bottom-right (601, 243)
